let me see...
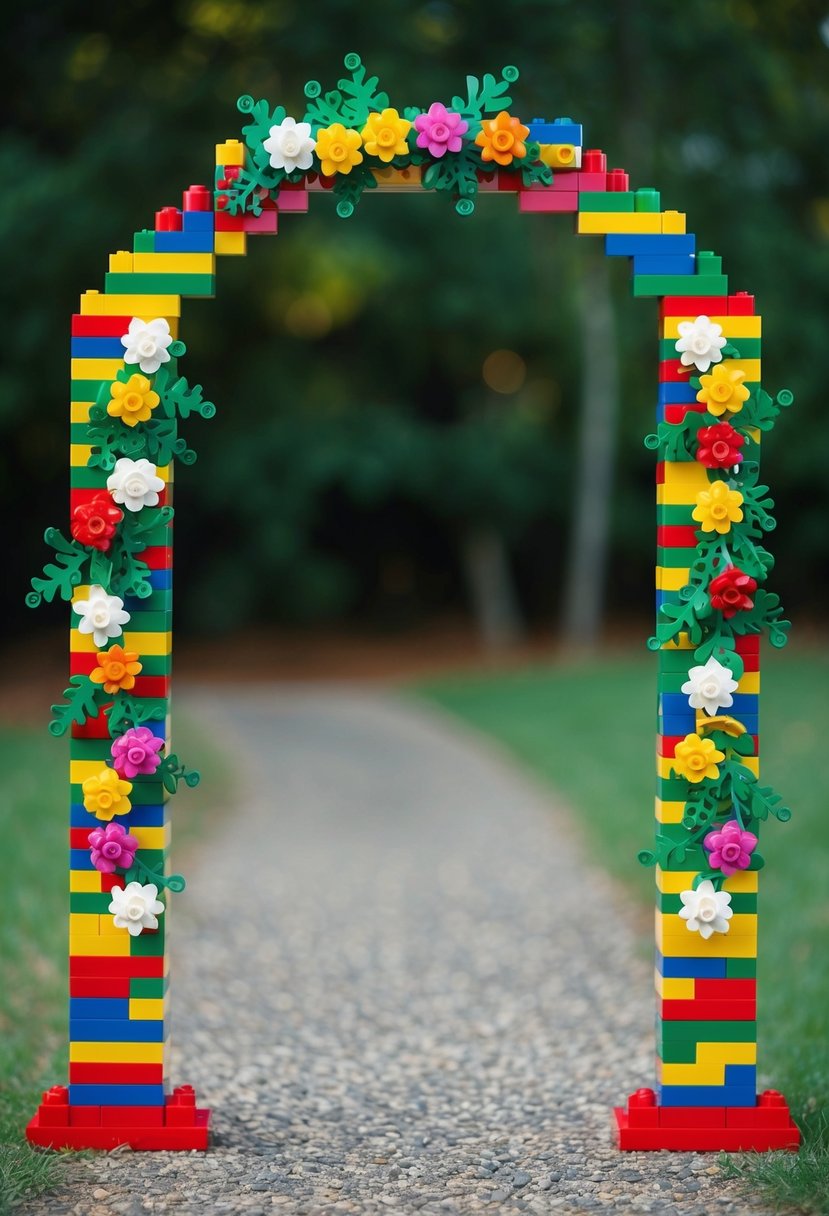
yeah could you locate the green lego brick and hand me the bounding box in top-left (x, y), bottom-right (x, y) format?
top-left (657, 505), bottom-right (695, 526)
top-left (658, 1019), bottom-right (757, 1042)
top-left (659, 649), bottom-right (700, 672)
top-left (129, 919), bottom-right (166, 955)
top-left (134, 849), bottom-right (166, 869)
top-left (659, 892), bottom-right (757, 915)
top-left (104, 272), bottom-right (215, 296)
top-left (578, 192), bottom-right (635, 212)
top-left (726, 958), bottom-right (758, 978)
top-left (121, 611), bottom-right (170, 632)
top-left (634, 188), bottom-right (661, 213)
top-left (138, 654), bottom-right (173, 676)
top-left (696, 251), bottom-right (723, 276)
top-left (70, 468), bottom-right (110, 490)
top-left (634, 273), bottom-right (729, 298)
top-left (130, 975), bottom-right (169, 998)
top-left (660, 337), bottom-right (762, 361)
top-left (657, 776), bottom-right (694, 801)
top-left (133, 231), bottom-right (156, 253)
top-left (70, 892), bottom-right (113, 914)
top-left (71, 782), bottom-right (168, 806)
top-left (657, 1037), bottom-right (697, 1063)
top-left (657, 547), bottom-right (694, 569)
top-left (70, 739), bottom-right (114, 761)
top-left (71, 379), bottom-right (110, 401)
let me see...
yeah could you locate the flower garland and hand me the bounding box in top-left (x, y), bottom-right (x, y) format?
top-left (29, 321), bottom-right (213, 930)
top-left (639, 316), bottom-right (794, 934)
top-left (221, 54), bottom-right (553, 220)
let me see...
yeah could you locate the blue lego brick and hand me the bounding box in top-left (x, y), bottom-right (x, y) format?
top-left (150, 568), bottom-right (172, 591)
top-left (527, 117), bottom-right (583, 145)
top-left (658, 715), bottom-right (696, 736)
top-left (659, 382), bottom-right (697, 405)
top-left (181, 211), bottom-right (214, 233)
top-left (656, 951), bottom-right (728, 979)
top-left (69, 1084), bottom-right (166, 1106)
top-left (154, 230), bottom-right (215, 253)
top-left (71, 803), bottom-right (166, 830)
top-left (606, 233), bottom-right (696, 256)
top-left (633, 255), bottom-right (695, 276)
top-left (660, 693), bottom-right (692, 717)
top-left (659, 1066), bottom-right (758, 1108)
top-left (730, 694), bottom-right (759, 715)
top-left (69, 1018), bottom-right (166, 1042)
top-left (71, 337), bottom-right (126, 358)
top-left (70, 848), bottom-right (96, 870)
top-left (70, 997), bottom-right (130, 1020)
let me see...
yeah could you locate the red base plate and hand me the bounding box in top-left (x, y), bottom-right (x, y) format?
top-left (614, 1088), bottom-right (800, 1152)
top-left (26, 1085), bottom-right (210, 1152)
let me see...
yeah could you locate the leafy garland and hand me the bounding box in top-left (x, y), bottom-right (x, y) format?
top-left (29, 334), bottom-right (215, 907)
top-left (639, 332), bottom-right (794, 898)
top-left (222, 54), bottom-right (553, 219)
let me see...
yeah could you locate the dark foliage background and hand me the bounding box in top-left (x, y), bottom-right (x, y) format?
top-left (4, 0), bottom-right (828, 642)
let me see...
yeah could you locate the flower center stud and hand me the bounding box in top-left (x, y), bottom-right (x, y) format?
top-left (108, 662), bottom-right (126, 680)
top-left (125, 477), bottom-right (146, 498)
top-left (128, 746), bottom-right (147, 764)
top-left (701, 679), bottom-right (720, 698)
top-left (712, 382), bottom-right (732, 402)
top-left (712, 441), bottom-right (731, 461)
top-left (123, 392), bottom-right (143, 413)
top-left (697, 897), bottom-right (717, 922)
top-left (688, 754), bottom-right (705, 770)
top-left (97, 791), bottom-right (113, 809)
top-left (330, 142), bottom-right (346, 161)
top-left (102, 841), bottom-right (121, 859)
top-left (92, 607), bottom-right (110, 627)
top-left (125, 899), bottom-right (144, 920)
top-left (88, 516), bottom-right (106, 535)
top-left (691, 335), bottom-right (710, 354)
top-left (432, 122), bottom-right (448, 141)
top-left (722, 843), bottom-right (741, 862)
top-left (711, 503), bottom-right (728, 520)
top-left (492, 130), bottom-right (514, 152)
top-left (137, 337), bottom-right (157, 357)
top-left (377, 128), bottom-right (396, 147)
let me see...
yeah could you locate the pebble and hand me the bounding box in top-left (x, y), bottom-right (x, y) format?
top-left (18, 690), bottom-right (772, 1216)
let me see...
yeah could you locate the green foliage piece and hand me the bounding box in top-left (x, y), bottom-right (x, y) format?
top-left (108, 507), bottom-right (174, 601)
top-left (303, 52), bottom-right (389, 131)
top-left (106, 695), bottom-right (167, 736)
top-left (124, 857), bottom-right (186, 894)
top-left (740, 386), bottom-right (794, 432)
top-left (155, 753), bottom-right (201, 795)
top-left (27, 529), bottom-right (89, 607)
top-left (644, 411), bottom-right (707, 461)
top-left (450, 67), bottom-right (517, 121)
top-left (48, 675), bottom-right (102, 737)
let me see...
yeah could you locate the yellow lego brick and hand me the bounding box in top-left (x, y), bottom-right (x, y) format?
top-left (656, 754), bottom-right (759, 781)
top-left (70, 401), bottom-right (93, 423)
top-left (216, 138), bottom-right (245, 166)
top-left (655, 797), bottom-right (685, 825)
top-left (131, 824), bottom-right (171, 851)
top-left (577, 212), bottom-right (664, 234)
top-left (69, 913), bottom-right (101, 935)
top-left (657, 480), bottom-right (707, 506)
top-left (697, 1041), bottom-right (757, 1065)
top-left (657, 867), bottom-right (759, 894)
top-left (661, 211), bottom-right (687, 234)
top-left (661, 315), bottom-right (762, 341)
top-left (70, 444), bottom-right (95, 467)
top-left (69, 933), bottom-right (131, 956)
top-left (214, 231), bottom-right (247, 256)
top-left (70, 629), bottom-right (173, 656)
top-left (657, 929), bottom-right (757, 959)
top-left (372, 166), bottom-right (423, 189)
top-left (661, 634), bottom-right (694, 651)
top-left (656, 566), bottom-right (690, 592)
top-left (98, 914), bottom-right (128, 936)
top-left (658, 908), bottom-right (757, 936)
top-left (655, 974), bottom-right (695, 999)
top-left (659, 1060), bottom-right (726, 1086)
top-left (70, 871), bottom-right (103, 893)
top-left (70, 1041), bottom-right (167, 1063)
top-left (539, 143), bottom-right (578, 168)
top-left (80, 291), bottom-right (182, 318)
top-left (71, 760), bottom-right (110, 783)
top-left (71, 358), bottom-right (124, 381)
top-left (662, 462), bottom-right (712, 492)
top-left (109, 251), bottom-right (134, 273)
top-left (129, 998), bottom-right (166, 1020)
top-left (721, 358), bottom-right (761, 383)
top-left (738, 672), bottom-right (760, 694)
top-left (133, 252), bottom-right (216, 274)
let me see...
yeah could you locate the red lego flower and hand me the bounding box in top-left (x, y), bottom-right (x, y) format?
top-left (696, 422), bottom-right (744, 469)
top-left (708, 565), bottom-right (758, 618)
top-left (71, 494), bottom-right (124, 552)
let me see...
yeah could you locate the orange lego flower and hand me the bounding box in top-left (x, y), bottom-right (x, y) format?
top-left (474, 111), bottom-right (530, 166)
top-left (90, 644), bottom-right (143, 694)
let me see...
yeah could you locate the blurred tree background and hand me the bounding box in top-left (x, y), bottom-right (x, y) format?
top-left (3, 0), bottom-right (828, 649)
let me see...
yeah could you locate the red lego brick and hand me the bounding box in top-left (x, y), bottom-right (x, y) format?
top-left (35, 1087), bottom-right (69, 1126)
top-left (71, 708), bottom-right (111, 740)
top-left (100, 872), bottom-right (122, 893)
top-left (606, 168), bottom-right (629, 191)
top-left (656, 461), bottom-right (665, 484)
top-left (70, 956), bottom-right (165, 978)
top-left (661, 998), bottom-right (756, 1020)
top-left (69, 1107), bottom-right (101, 1127)
top-left (695, 978), bottom-right (756, 1000)
top-left (659, 358), bottom-right (694, 383)
top-left (582, 149), bottom-right (607, 173)
top-left (735, 633), bottom-right (760, 654)
top-left (165, 1085), bottom-right (198, 1127)
top-left (182, 184), bottom-right (212, 212)
top-left (70, 976), bottom-right (131, 998)
top-left (614, 1090), bottom-right (800, 1151)
top-left (518, 192), bottom-right (579, 213)
top-left (70, 1063), bottom-right (164, 1085)
top-left (100, 1105), bottom-right (164, 1127)
top-left (26, 1113), bottom-right (210, 1151)
top-left (728, 292), bottom-right (756, 315)
top-left (726, 1091), bottom-right (797, 1129)
top-left (214, 210), bottom-right (244, 231)
top-left (576, 170), bottom-right (609, 190)
top-left (660, 296), bottom-right (729, 317)
top-left (663, 403), bottom-right (706, 424)
top-left (155, 207), bottom-right (183, 232)
top-left (141, 546), bottom-right (172, 570)
top-left (71, 315), bottom-right (133, 337)
top-left (657, 525), bottom-right (699, 548)
top-left (657, 1105), bottom-right (727, 1128)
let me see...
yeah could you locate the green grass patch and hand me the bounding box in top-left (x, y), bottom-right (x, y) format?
top-left (0, 713), bottom-right (232, 1213)
top-left (418, 649), bottom-right (829, 1215)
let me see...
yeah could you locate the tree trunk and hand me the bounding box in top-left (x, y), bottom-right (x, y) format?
top-left (459, 525), bottom-right (525, 651)
top-left (560, 245), bottom-right (619, 649)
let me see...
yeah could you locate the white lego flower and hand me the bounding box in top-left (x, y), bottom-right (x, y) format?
top-left (263, 116), bottom-right (315, 173)
top-left (107, 457), bottom-right (164, 513)
top-left (73, 585), bottom-right (130, 647)
top-left (679, 879), bottom-right (732, 939)
top-left (108, 881), bottom-right (164, 937)
top-left (121, 317), bottom-right (173, 375)
top-left (681, 655), bottom-right (739, 717)
top-left (675, 315), bottom-right (726, 372)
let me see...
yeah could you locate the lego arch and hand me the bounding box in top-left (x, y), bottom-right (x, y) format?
top-left (26, 59), bottom-right (800, 1154)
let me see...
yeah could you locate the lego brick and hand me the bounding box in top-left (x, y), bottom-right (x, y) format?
top-left (132, 253), bottom-right (216, 274)
top-left (68, 1041), bottom-right (166, 1063)
top-left (100, 1104), bottom-right (165, 1127)
top-left (104, 273), bottom-right (216, 296)
top-left (633, 255), bottom-right (695, 275)
top-left (69, 955), bottom-right (167, 979)
top-left (68, 1084), bottom-right (166, 1106)
top-left (577, 212), bottom-right (664, 234)
top-left (658, 1019), bottom-right (757, 1043)
top-left (130, 976), bottom-right (169, 998)
top-left (69, 997), bottom-right (130, 1020)
top-left (606, 233), bottom-right (696, 256)
top-left (80, 291), bottom-right (181, 317)
top-left (518, 192), bottom-right (579, 213)
top-left (69, 1062), bottom-right (164, 1084)
top-left (214, 230), bottom-right (248, 255)
top-left (181, 210), bottom-right (214, 232)
top-left (578, 191), bottom-right (635, 211)
top-left (154, 229), bottom-right (216, 252)
top-left (26, 1109), bottom-right (210, 1151)
top-left (70, 976), bottom-right (132, 998)
top-left (527, 118), bottom-right (583, 144)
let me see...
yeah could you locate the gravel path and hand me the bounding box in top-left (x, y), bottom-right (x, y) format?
top-left (21, 686), bottom-right (770, 1216)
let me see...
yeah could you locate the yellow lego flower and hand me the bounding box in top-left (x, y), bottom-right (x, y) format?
top-left (315, 123), bottom-right (363, 176)
top-left (692, 480), bottom-right (744, 535)
top-left (672, 734), bottom-right (725, 784)
top-left (82, 767), bottom-right (133, 821)
top-left (361, 108), bottom-right (411, 163)
top-left (107, 374), bottom-right (160, 428)
top-left (696, 364), bottom-right (750, 417)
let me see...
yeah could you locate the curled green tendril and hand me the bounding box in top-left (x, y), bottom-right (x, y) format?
top-left (343, 52), bottom-right (362, 71)
top-left (455, 198), bottom-right (475, 216)
top-left (304, 80), bottom-right (321, 99)
top-left (237, 94), bottom-right (255, 114)
top-left (169, 340), bottom-right (186, 358)
top-left (337, 200), bottom-right (354, 218)
top-left (503, 65), bottom-right (519, 82)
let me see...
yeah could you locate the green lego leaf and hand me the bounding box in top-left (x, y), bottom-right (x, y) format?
top-left (519, 145), bottom-right (553, 188)
top-left (237, 94), bottom-right (287, 160)
top-left (334, 54), bottom-right (389, 127)
top-left (739, 386), bottom-right (794, 433)
top-left (155, 753), bottom-right (201, 796)
top-left (27, 528), bottom-right (89, 607)
top-left (48, 675), bottom-right (103, 737)
top-left (106, 695), bottom-right (167, 737)
top-left (331, 163), bottom-right (377, 218)
top-left (451, 68), bottom-right (515, 121)
top-left (125, 857), bottom-right (186, 894)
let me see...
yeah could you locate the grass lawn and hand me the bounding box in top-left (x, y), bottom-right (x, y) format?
top-left (418, 647), bottom-right (829, 1215)
top-left (0, 713), bottom-right (231, 1214)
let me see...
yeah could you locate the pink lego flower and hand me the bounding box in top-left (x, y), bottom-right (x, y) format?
top-left (111, 727), bottom-right (164, 779)
top-left (413, 103), bottom-right (468, 158)
top-left (88, 822), bottom-right (139, 873)
top-left (703, 820), bottom-right (758, 877)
